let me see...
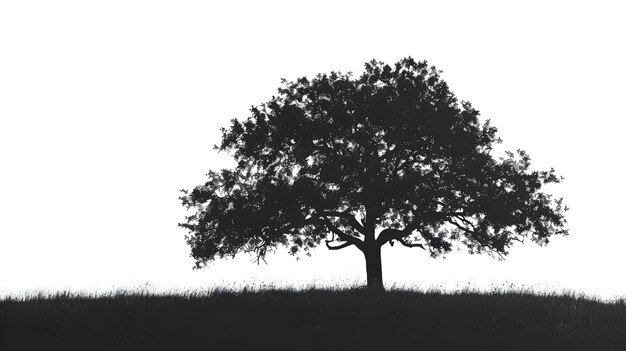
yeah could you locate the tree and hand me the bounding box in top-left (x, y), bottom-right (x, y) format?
top-left (179, 57), bottom-right (568, 291)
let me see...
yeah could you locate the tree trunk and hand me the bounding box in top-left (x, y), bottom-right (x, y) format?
top-left (364, 244), bottom-right (384, 292)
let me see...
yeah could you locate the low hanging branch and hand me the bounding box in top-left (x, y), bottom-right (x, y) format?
top-left (319, 216), bottom-right (364, 251)
top-left (397, 238), bottom-right (426, 249)
top-left (325, 240), bottom-right (355, 251)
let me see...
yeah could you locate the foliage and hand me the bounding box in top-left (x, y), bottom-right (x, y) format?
top-left (179, 57), bottom-right (568, 271)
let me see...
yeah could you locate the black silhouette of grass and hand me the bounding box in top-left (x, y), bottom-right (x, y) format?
top-left (1, 287), bottom-right (625, 350)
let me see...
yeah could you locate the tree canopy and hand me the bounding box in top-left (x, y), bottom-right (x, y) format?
top-left (179, 57), bottom-right (568, 290)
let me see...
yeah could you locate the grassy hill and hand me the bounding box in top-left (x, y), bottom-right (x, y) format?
top-left (1, 288), bottom-right (625, 350)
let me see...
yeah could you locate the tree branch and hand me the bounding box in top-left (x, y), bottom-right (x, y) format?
top-left (325, 240), bottom-right (355, 250)
top-left (376, 227), bottom-right (427, 249)
top-left (376, 226), bottom-right (421, 245)
top-left (446, 219), bottom-right (506, 259)
top-left (397, 238), bottom-right (425, 249)
top-left (320, 217), bottom-right (364, 251)
top-left (447, 218), bottom-right (477, 235)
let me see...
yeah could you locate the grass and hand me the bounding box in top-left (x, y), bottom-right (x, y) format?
top-left (1, 287), bottom-right (625, 350)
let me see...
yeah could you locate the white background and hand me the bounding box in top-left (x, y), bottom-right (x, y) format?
top-left (1, 1), bottom-right (625, 299)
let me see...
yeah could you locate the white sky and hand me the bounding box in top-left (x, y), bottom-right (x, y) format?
top-left (1, 1), bottom-right (625, 300)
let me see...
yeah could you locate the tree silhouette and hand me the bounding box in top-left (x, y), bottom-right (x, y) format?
top-left (179, 58), bottom-right (568, 291)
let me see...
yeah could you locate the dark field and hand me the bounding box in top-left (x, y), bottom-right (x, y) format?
top-left (1, 288), bottom-right (625, 350)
